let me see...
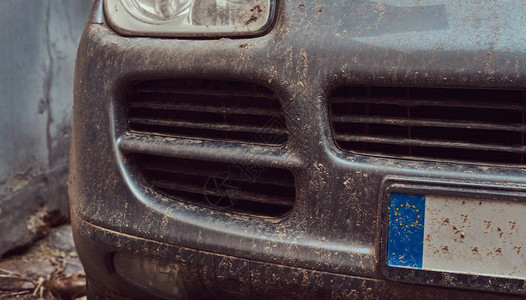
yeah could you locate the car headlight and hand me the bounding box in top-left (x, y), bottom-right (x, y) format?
top-left (104, 0), bottom-right (277, 37)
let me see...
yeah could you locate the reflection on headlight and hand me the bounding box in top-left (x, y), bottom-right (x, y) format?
top-left (122, 0), bottom-right (192, 24)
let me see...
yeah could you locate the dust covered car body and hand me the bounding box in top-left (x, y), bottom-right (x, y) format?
top-left (71, 0), bottom-right (526, 299)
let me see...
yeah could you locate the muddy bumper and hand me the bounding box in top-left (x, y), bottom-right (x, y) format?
top-left (71, 1), bottom-right (526, 298)
top-left (73, 211), bottom-right (518, 299)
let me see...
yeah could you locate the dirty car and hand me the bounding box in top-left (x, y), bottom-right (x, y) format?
top-left (70, 0), bottom-right (526, 299)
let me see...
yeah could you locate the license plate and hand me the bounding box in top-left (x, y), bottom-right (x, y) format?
top-left (388, 193), bottom-right (526, 280)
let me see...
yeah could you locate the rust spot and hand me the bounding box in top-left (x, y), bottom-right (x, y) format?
top-left (298, 4), bottom-right (305, 8)
top-left (472, 247), bottom-right (479, 254)
top-left (484, 220), bottom-right (491, 229)
top-left (442, 218), bottom-right (449, 225)
top-left (514, 246), bottom-right (521, 254)
top-left (239, 43), bottom-right (249, 48)
top-left (244, 5), bottom-right (263, 25)
top-left (495, 248), bottom-right (502, 255)
top-left (460, 232), bottom-right (465, 239)
top-left (251, 5), bottom-right (263, 13)
top-left (244, 16), bottom-right (258, 25)
top-left (441, 245), bottom-right (449, 253)
top-left (461, 214), bottom-right (468, 223)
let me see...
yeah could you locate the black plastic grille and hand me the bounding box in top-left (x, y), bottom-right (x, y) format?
top-left (329, 86), bottom-right (526, 165)
top-left (133, 154), bottom-right (295, 217)
top-left (126, 79), bottom-right (287, 145)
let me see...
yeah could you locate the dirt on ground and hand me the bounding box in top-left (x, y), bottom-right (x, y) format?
top-left (0, 225), bottom-right (86, 300)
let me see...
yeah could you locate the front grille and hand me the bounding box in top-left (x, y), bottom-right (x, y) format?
top-left (329, 86), bottom-right (526, 165)
top-left (126, 79), bottom-right (287, 145)
top-left (133, 154), bottom-right (295, 217)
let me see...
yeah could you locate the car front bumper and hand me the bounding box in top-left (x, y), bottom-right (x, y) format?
top-left (71, 1), bottom-right (526, 298)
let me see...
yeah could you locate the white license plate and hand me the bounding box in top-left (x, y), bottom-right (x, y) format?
top-left (388, 193), bottom-right (526, 280)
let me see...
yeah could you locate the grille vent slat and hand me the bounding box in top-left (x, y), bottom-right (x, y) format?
top-left (129, 101), bottom-right (284, 117)
top-left (126, 79), bottom-right (288, 145)
top-left (152, 179), bottom-right (294, 207)
top-left (132, 88), bottom-right (275, 98)
top-left (334, 134), bottom-right (526, 154)
top-left (329, 86), bottom-right (526, 165)
top-left (330, 96), bottom-right (526, 111)
top-left (133, 154), bottom-right (296, 217)
top-left (141, 161), bottom-right (295, 188)
top-left (333, 116), bottom-right (526, 132)
top-left (129, 118), bottom-right (288, 136)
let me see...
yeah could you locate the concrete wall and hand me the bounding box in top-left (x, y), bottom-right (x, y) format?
top-left (0, 0), bottom-right (92, 256)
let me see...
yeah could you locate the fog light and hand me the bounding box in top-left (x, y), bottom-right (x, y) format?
top-left (113, 252), bottom-right (187, 299)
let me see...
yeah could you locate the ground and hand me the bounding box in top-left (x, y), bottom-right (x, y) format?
top-left (0, 225), bottom-right (86, 300)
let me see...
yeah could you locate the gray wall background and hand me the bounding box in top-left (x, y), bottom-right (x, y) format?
top-left (0, 0), bottom-right (92, 256)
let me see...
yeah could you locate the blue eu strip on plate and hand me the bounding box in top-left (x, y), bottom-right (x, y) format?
top-left (387, 193), bottom-right (426, 269)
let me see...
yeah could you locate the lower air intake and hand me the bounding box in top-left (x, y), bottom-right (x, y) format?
top-left (132, 154), bottom-right (295, 217)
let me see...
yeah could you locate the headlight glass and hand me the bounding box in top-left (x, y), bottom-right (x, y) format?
top-left (121, 0), bottom-right (192, 24)
top-left (104, 0), bottom-right (276, 37)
